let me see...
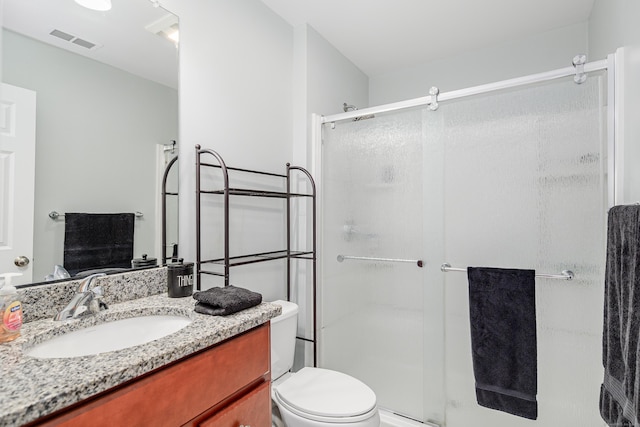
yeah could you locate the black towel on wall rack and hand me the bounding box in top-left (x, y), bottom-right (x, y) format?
top-left (63, 213), bottom-right (135, 275)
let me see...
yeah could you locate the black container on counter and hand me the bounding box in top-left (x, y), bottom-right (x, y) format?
top-left (131, 254), bottom-right (158, 269)
top-left (167, 259), bottom-right (193, 298)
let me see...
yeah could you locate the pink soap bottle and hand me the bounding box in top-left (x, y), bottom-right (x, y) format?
top-left (0, 273), bottom-right (23, 343)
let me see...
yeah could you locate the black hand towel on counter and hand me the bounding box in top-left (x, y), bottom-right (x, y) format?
top-left (193, 285), bottom-right (262, 316)
top-left (63, 213), bottom-right (135, 276)
top-left (600, 205), bottom-right (640, 426)
top-left (467, 267), bottom-right (538, 420)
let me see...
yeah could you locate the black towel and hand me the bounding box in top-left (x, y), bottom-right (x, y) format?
top-left (193, 285), bottom-right (262, 316)
top-left (600, 205), bottom-right (640, 426)
top-left (63, 213), bottom-right (135, 276)
top-left (467, 267), bottom-right (538, 420)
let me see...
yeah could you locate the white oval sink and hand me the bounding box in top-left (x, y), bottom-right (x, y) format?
top-left (26, 315), bottom-right (192, 359)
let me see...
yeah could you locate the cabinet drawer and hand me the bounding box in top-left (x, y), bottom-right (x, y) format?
top-left (199, 381), bottom-right (271, 427)
top-left (31, 324), bottom-right (270, 427)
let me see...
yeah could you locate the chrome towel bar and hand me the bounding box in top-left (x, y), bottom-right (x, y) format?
top-left (49, 211), bottom-right (144, 220)
top-left (337, 254), bottom-right (423, 268)
top-left (440, 263), bottom-right (574, 280)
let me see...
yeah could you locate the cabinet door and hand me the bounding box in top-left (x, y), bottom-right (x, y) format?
top-left (199, 381), bottom-right (271, 427)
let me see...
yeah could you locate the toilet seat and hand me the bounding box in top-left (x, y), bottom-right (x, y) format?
top-left (273, 367), bottom-right (378, 423)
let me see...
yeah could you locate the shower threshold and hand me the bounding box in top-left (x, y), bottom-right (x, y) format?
top-left (379, 408), bottom-right (440, 427)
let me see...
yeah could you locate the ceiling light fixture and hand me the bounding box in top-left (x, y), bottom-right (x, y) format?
top-left (166, 28), bottom-right (179, 43)
top-left (74, 0), bottom-right (112, 11)
top-left (145, 14), bottom-right (180, 45)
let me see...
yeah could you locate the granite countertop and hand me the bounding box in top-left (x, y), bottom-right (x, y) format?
top-left (0, 294), bottom-right (281, 427)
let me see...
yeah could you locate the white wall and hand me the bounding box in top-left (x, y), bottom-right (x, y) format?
top-left (165, 0), bottom-right (293, 173)
top-left (306, 26), bottom-right (369, 119)
top-left (163, 0), bottom-right (294, 300)
top-left (292, 24), bottom-right (368, 167)
top-left (369, 22), bottom-right (588, 106)
top-left (589, 0), bottom-right (640, 203)
top-left (2, 29), bottom-right (178, 281)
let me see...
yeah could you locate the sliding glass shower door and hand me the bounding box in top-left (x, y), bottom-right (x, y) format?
top-left (321, 108), bottom-right (444, 422)
top-left (432, 76), bottom-right (607, 426)
top-left (320, 72), bottom-right (608, 426)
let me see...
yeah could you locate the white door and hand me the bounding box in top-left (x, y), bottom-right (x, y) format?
top-left (0, 83), bottom-right (36, 285)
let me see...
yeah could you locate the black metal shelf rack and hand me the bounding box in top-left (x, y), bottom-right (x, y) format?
top-left (195, 145), bottom-right (318, 365)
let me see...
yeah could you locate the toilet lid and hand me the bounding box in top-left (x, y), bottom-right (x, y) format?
top-left (274, 367), bottom-right (377, 418)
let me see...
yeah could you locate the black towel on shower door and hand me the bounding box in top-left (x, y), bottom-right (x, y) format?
top-left (467, 267), bottom-right (538, 420)
top-left (63, 213), bottom-right (135, 275)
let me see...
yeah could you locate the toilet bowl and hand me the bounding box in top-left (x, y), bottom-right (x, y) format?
top-left (273, 367), bottom-right (379, 426)
top-left (270, 300), bottom-right (380, 427)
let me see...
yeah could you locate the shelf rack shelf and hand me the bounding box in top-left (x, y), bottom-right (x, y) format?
top-left (195, 145), bottom-right (318, 365)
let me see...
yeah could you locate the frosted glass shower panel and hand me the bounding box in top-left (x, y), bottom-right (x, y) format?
top-left (322, 109), bottom-right (427, 421)
top-left (435, 76), bottom-right (607, 427)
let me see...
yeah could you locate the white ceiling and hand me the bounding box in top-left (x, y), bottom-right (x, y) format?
top-left (3, 0), bottom-right (596, 89)
top-left (2, 0), bottom-right (179, 89)
top-left (260, 0), bottom-right (596, 77)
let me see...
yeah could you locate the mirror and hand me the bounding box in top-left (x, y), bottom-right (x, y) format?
top-left (1, 0), bottom-right (179, 287)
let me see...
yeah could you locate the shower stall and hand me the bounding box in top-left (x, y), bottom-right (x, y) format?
top-left (313, 54), bottom-right (617, 426)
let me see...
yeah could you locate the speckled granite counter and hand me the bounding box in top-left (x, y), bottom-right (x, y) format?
top-left (0, 292), bottom-right (281, 427)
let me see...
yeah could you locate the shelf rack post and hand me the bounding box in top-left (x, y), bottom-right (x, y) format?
top-left (287, 165), bottom-right (318, 367)
top-left (195, 145), bottom-right (230, 289)
top-left (286, 164), bottom-right (292, 301)
top-left (161, 155), bottom-right (179, 265)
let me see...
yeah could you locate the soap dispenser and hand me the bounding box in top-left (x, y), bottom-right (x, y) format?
top-left (0, 273), bottom-right (23, 343)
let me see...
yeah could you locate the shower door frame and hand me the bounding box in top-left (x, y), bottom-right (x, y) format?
top-left (310, 49), bottom-right (621, 423)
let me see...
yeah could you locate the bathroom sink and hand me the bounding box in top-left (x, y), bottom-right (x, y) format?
top-left (25, 315), bottom-right (192, 359)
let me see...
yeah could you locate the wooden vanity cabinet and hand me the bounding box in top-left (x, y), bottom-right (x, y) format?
top-left (28, 323), bottom-right (271, 427)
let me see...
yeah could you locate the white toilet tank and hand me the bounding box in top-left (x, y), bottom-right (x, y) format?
top-left (270, 300), bottom-right (299, 381)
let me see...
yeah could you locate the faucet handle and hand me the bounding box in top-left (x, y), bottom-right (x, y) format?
top-left (77, 273), bottom-right (106, 292)
top-left (89, 286), bottom-right (108, 313)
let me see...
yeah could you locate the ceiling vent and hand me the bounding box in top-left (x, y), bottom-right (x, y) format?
top-left (49, 29), bottom-right (101, 50)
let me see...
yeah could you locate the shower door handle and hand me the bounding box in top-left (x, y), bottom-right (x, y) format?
top-left (337, 254), bottom-right (423, 267)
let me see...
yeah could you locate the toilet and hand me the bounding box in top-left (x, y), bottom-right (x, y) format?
top-left (270, 300), bottom-right (380, 427)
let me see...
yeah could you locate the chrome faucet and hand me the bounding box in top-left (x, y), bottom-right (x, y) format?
top-left (53, 273), bottom-right (109, 321)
